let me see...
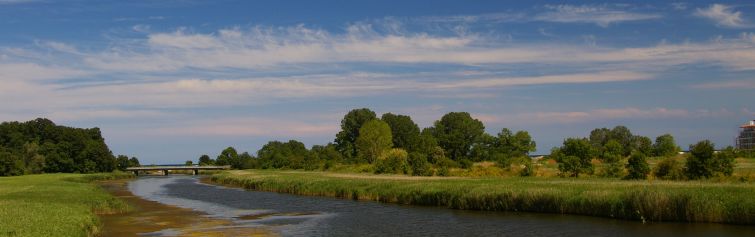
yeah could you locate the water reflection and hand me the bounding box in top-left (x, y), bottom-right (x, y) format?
top-left (129, 176), bottom-right (753, 237)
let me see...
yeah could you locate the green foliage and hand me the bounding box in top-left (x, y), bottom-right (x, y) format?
top-left (654, 156), bottom-right (685, 180)
top-left (653, 134), bottom-right (680, 157)
top-left (116, 155), bottom-right (130, 171)
top-left (630, 135), bottom-right (653, 157)
top-left (554, 138), bottom-right (594, 177)
top-left (257, 140), bottom-right (309, 169)
top-left (198, 154), bottom-right (214, 166)
top-left (335, 108), bottom-right (377, 161)
top-left (408, 152), bottom-right (433, 176)
top-left (0, 118), bottom-right (117, 176)
top-left (430, 112), bottom-right (485, 161)
top-left (215, 147), bottom-right (238, 167)
top-left (374, 148), bottom-right (409, 174)
top-left (459, 159), bottom-right (473, 169)
top-left (519, 157), bottom-right (534, 177)
top-left (356, 120), bottom-right (393, 163)
top-left (588, 126), bottom-right (645, 156)
top-left (686, 140), bottom-right (735, 179)
top-left (625, 152), bottom-right (650, 179)
top-left (381, 113), bottom-right (421, 152)
top-left (185, 160), bottom-right (193, 166)
top-left (599, 140), bottom-right (624, 177)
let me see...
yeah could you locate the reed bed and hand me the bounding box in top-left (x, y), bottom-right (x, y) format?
top-left (211, 170), bottom-right (754, 224)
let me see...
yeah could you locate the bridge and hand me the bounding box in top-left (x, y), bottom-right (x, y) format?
top-left (126, 165), bottom-right (231, 176)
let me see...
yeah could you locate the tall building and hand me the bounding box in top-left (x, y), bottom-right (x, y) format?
top-left (737, 120), bottom-right (755, 150)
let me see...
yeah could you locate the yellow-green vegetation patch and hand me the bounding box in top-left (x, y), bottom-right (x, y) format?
top-left (212, 170), bottom-right (755, 224)
top-left (0, 173), bottom-right (132, 237)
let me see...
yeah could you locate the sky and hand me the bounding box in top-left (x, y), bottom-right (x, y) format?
top-left (1, 0), bottom-right (754, 164)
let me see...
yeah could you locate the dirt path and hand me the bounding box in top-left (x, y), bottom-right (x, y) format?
top-left (98, 179), bottom-right (275, 237)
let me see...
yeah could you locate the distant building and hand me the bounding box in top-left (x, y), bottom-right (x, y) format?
top-left (737, 120), bottom-right (755, 150)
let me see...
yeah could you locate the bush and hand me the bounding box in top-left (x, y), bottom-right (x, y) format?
top-left (686, 141), bottom-right (735, 179)
top-left (654, 156), bottom-right (685, 180)
top-left (624, 152), bottom-right (650, 179)
top-left (408, 152), bottom-right (433, 176)
top-left (374, 148), bottom-right (409, 174)
top-left (459, 159), bottom-right (473, 169)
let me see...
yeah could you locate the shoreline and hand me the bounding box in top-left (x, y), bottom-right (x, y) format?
top-left (98, 176), bottom-right (274, 237)
top-left (209, 170), bottom-right (755, 225)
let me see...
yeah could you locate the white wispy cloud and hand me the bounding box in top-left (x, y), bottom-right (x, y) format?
top-left (0, 0), bottom-right (38, 5)
top-left (535, 4), bottom-right (661, 27)
top-left (691, 79), bottom-right (755, 89)
top-left (695, 4), bottom-right (750, 28)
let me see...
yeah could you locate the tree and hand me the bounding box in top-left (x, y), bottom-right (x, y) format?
top-left (198, 154), bottom-right (213, 166)
top-left (128, 157), bottom-right (140, 167)
top-left (237, 152), bottom-right (257, 169)
top-left (116, 155), bottom-right (130, 171)
top-left (600, 140), bottom-right (624, 177)
top-left (185, 160), bottom-right (193, 166)
top-left (257, 140), bottom-right (309, 169)
top-left (335, 108), bottom-right (377, 161)
top-left (381, 113), bottom-right (421, 152)
top-left (216, 147), bottom-right (238, 167)
top-left (685, 140), bottom-right (734, 179)
top-left (631, 136), bottom-right (653, 157)
top-left (356, 120), bottom-right (393, 163)
top-left (653, 134), bottom-right (680, 157)
top-left (430, 112), bottom-right (485, 161)
top-left (625, 152), bottom-right (650, 179)
top-left (408, 152), bottom-right (433, 176)
top-left (0, 149), bottom-right (24, 176)
top-left (554, 138), bottom-right (594, 177)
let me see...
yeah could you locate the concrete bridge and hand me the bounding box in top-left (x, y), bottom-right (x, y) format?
top-left (126, 165), bottom-right (231, 176)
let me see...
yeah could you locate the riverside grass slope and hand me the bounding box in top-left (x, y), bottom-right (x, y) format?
top-left (211, 170), bottom-right (755, 225)
top-left (0, 173), bottom-right (133, 237)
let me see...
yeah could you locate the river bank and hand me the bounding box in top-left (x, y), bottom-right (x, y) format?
top-left (98, 177), bottom-right (272, 237)
top-left (0, 173), bottom-right (132, 237)
top-left (210, 170), bottom-right (755, 225)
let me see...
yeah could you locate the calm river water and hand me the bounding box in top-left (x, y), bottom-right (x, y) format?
top-left (128, 176), bottom-right (753, 237)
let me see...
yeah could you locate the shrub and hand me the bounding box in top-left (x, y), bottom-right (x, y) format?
top-left (408, 152), bottom-right (433, 176)
top-left (654, 156), bottom-right (685, 180)
top-left (374, 148), bottom-right (409, 174)
top-left (624, 152), bottom-right (650, 179)
top-left (686, 140), bottom-right (735, 179)
top-left (459, 159), bottom-right (473, 169)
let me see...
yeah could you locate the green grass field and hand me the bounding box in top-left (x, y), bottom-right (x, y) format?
top-left (0, 173), bottom-right (133, 237)
top-left (211, 170), bottom-right (755, 225)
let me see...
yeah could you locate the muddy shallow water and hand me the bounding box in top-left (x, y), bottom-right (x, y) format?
top-left (101, 176), bottom-right (754, 237)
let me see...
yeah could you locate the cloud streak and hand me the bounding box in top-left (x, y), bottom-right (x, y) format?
top-left (695, 4), bottom-right (751, 28)
top-left (535, 5), bottom-right (661, 27)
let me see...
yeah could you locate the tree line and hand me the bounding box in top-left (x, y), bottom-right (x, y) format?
top-left (0, 118), bottom-right (139, 176)
top-left (550, 125), bottom-right (737, 180)
top-left (194, 108), bottom-right (536, 176)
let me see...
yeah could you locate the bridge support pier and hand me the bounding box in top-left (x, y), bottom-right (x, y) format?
top-left (163, 170), bottom-right (169, 176)
top-left (193, 169), bottom-right (199, 175)
top-left (133, 170), bottom-right (139, 176)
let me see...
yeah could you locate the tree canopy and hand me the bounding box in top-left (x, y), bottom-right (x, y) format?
top-left (429, 112), bottom-right (484, 161)
top-left (356, 120), bottom-right (393, 163)
top-left (335, 108), bottom-right (377, 161)
top-left (381, 113), bottom-right (421, 152)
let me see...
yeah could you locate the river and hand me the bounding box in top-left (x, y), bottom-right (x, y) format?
top-left (118, 176), bottom-right (753, 236)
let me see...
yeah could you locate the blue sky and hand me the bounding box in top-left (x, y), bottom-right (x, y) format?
top-left (1, 0), bottom-right (754, 164)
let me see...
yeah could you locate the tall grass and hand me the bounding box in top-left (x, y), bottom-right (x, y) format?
top-left (211, 170), bottom-right (754, 225)
top-left (0, 172), bottom-right (133, 237)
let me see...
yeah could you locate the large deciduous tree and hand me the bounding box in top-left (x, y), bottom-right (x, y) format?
top-left (685, 140), bottom-right (734, 179)
top-left (430, 112), bottom-right (484, 161)
top-left (554, 138), bottom-right (595, 177)
top-left (356, 120), bottom-right (393, 163)
top-left (381, 113), bottom-right (420, 152)
top-left (653, 134), bottom-right (680, 157)
top-left (335, 108), bottom-right (377, 161)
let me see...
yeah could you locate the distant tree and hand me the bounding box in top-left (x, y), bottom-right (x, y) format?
top-left (408, 152), bottom-right (433, 176)
top-left (257, 140), bottom-right (309, 169)
top-left (310, 143), bottom-right (343, 163)
top-left (588, 126), bottom-right (639, 156)
top-left (554, 138), bottom-right (595, 177)
top-left (631, 136), bottom-right (653, 157)
top-left (116, 155), bottom-right (130, 171)
top-left (22, 142), bottom-right (45, 174)
top-left (216, 147), bottom-right (238, 167)
top-left (685, 140), bottom-right (734, 179)
top-left (653, 134), bottom-right (680, 157)
top-left (335, 108), bottom-right (377, 161)
top-left (198, 154), bottom-right (213, 166)
top-left (381, 113), bottom-right (421, 152)
top-left (237, 152), bottom-right (256, 169)
top-left (430, 112), bottom-right (485, 161)
top-left (600, 140), bottom-right (624, 177)
top-left (0, 149), bottom-right (24, 176)
top-left (356, 120), bottom-right (393, 163)
top-left (128, 157), bottom-right (140, 167)
top-left (415, 128), bottom-right (439, 155)
top-left (185, 160), bottom-right (193, 166)
top-left (625, 152), bottom-right (650, 179)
